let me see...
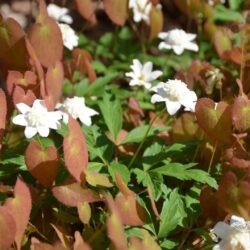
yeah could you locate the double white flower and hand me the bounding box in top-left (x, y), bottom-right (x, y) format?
top-left (125, 59), bottom-right (162, 89)
top-left (12, 97), bottom-right (98, 139)
top-left (56, 97), bottom-right (98, 126)
top-left (47, 3), bottom-right (73, 24)
top-left (12, 100), bottom-right (62, 139)
top-left (47, 3), bottom-right (78, 50)
top-left (212, 215), bottom-right (250, 250)
top-left (151, 79), bottom-right (197, 115)
top-left (128, 0), bottom-right (152, 24)
top-left (158, 29), bottom-right (199, 55)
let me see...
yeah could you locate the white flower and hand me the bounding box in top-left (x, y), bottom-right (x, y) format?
top-left (12, 99), bottom-right (62, 139)
top-left (125, 59), bottom-right (162, 89)
top-left (212, 215), bottom-right (250, 250)
top-left (56, 97), bottom-right (98, 126)
top-left (208, 0), bottom-right (226, 6)
top-left (151, 79), bottom-right (197, 115)
top-left (158, 29), bottom-right (199, 55)
top-left (58, 23), bottom-right (78, 50)
top-left (0, 4), bottom-right (27, 28)
top-left (129, 0), bottom-right (152, 24)
top-left (47, 3), bottom-right (73, 24)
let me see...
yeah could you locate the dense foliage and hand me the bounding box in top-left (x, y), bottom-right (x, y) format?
top-left (0, 0), bottom-right (248, 249)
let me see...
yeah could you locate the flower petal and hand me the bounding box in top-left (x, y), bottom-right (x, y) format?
top-left (12, 114), bottom-right (28, 126)
top-left (212, 222), bottom-right (234, 239)
top-left (158, 42), bottom-right (171, 50)
top-left (184, 42), bottom-right (199, 52)
top-left (24, 127), bottom-right (38, 139)
top-left (37, 126), bottom-right (50, 137)
top-left (151, 94), bottom-right (166, 103)
top-left (166, 100), bottom-right (181, 115)
top-left (172, 45), bottom-right (184, 55)
top-left (16, 103), bottom-right (30, 114)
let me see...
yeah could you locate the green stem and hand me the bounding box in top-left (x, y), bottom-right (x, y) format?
top-left (128, 109), bottom-right (165, 168)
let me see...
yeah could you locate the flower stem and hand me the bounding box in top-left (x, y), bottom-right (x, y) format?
top-left (128, 109), bottom-right (165, 168)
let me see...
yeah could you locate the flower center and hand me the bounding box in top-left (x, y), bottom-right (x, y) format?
top-left (26, 110), bottom-right (46, 127)
top-left (167, 30), bottom-right (185, 45)
top-left (164, 85), bottom-right (184, 101)
top-left (139, 74), bottom-right (145, 81)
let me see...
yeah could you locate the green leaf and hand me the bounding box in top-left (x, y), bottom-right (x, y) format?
top-left (213, 5), bottom-right (244, 22)
top-left (83, 125), bottom-right (113, 165)
top-left (143, 143), bottom-right (185, 171)
top-left (229, 0), bottom-right (243, 11)
top-left (152, 163), bottom-right (218, 189)
top-left (120, 125), bottom-right (168, 145)
top-left (98, 93), bottom-right (122, 140)
top-left (158, 189), bottom-right (186, 238)
top-left (108, 163), bottom-right (130, 184)
top-left (134, 168), bottom-right (163, 200)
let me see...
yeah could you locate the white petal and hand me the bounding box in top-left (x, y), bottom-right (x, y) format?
top-left (24, 127), bottom-right (38, 139)
top-left (16, 103), bottom-right (30, 114)
top-left (212, 222), bottom-right (234, 239)
top-left (133, 11), bottom-right (142, 23)
top-left (158, 32), bottom-right (168, 40)
top-left (151, 94), bottom-right (166, 103)
top-left (184, 42), bottom-right (199, 52)
top-left (166, 101), bottom-right (181, 115)
top-left (172, 45), bottom-right (185, 55)
top-left (33, 99), bottom-right (44, 108)
top-left (12, 114), bottom-right (28, 126)
top-left (186, 33), bottom-right (197, 41)
top-left (212, 244), bottom-right (223, 250)
top-left (37, 126), bottom-right (50, 137)
top-left (84, 107), bottom-right (99, 116)
top-left (60, 15), bottom-right (73, 24)
top-left (148, 70), bottom-right (162, 81)
top-left (62, 113), bottom-right (69, 124)
top-left (131, 59), bottom-right (142, 75)
top-left (142, 62), bottom-right (153, 75)
top-left (158, 42), bottom-right (171, 50)
top-left (79, 115), bottom-right (92, 126)
top-left (230, 216), bottom-right (246, 225)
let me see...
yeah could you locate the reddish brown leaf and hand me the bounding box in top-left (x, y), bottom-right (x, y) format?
top-left (31, 237), bottom-right (66, 250)
top-left (25, 140), bottom-right (60, 187)
top-left (74, 231), bottom-right (92, 250)
top-left (77, 202), bottom-right (91, 224)
top-left (115, 193), bottom-right (146, 226)
top-left (115, 172), bottom-right (134, 197)
top-left (72, 49), bottom-right (96, 83)
top-left (224, 142), bottom-right (250, 169)
top-left (103, 0), bottom-right (128, 26)
top-left (0, 18), bottom-right (29, 72)
top-left (195, 98), bottom-right (232, 144)
top-left (74, 0), bottom-right (97, 25)
top-left (149, 5), bottom-right (163, 41)
top-left (217, 172), bottom-right (250, 217)
top-left (50, 224), bottom-right (71, 248)
top-left (63, 117), bottom-right (88, 182)
top-left (13, 86), bottom-right (36, 106)
top-left (0, 206), bottom-right (16, 249)
top-left (45, 61), bottom-right (64, 108)
top-left (141, 230), bottom-right (161, 250)
top-left (200, 186), bottom-right (226, 221)
top-left (4, 178), bottom-right (32, 250)
top-left (213, 30), bottom-right (232, 58)
top-left (105, 194), bottom-right (127, 250)
top-left (0, 89), bottom-right (7, 151)
top-left (52, 182), bottom-right (101, 207)
top-left (172, 113), bottom-right (201, 142)
top-left (86, 170), bottom-right (113, 187)
top-left (29, 0), bottom-right (63, 68)
top-left (232, 96), bottom-right (250, 132)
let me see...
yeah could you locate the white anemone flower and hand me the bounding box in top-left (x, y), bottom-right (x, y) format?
top-left (56, 96), bottom-right (98, 126)
top-left (128, 0), bottom-right (152, 24)
top-left (58, 23), bottom-right (78, 50)
top-left (47, 3), bottom-right (73, 24)
top-left (125, 59), bottom-right (162, 89)
top-left (151, 79), bottom-right (197, 115)
top-left (12, 99), bottom-right (62, 139)
top-left (158, 29), bottom-right (199, 55)
top-left (212, 215), bottom-right (250, 250)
